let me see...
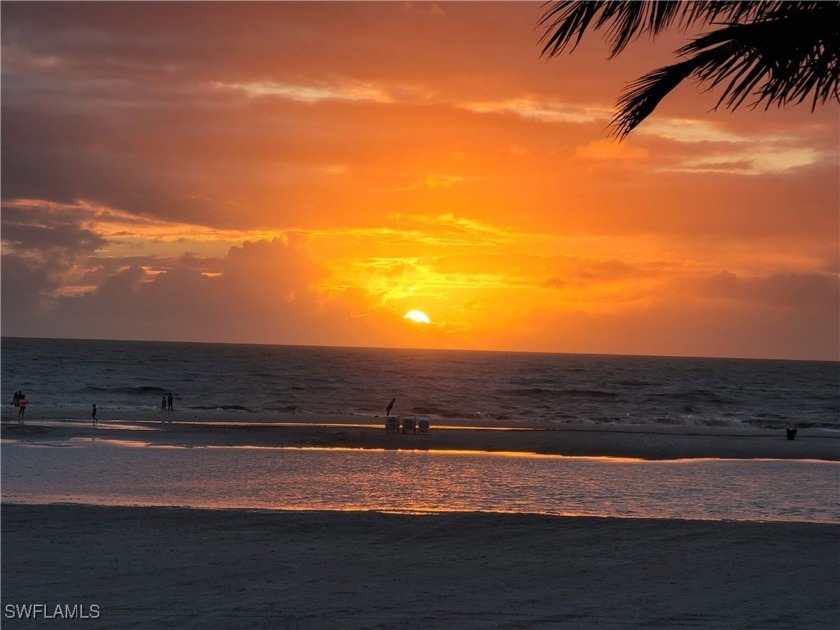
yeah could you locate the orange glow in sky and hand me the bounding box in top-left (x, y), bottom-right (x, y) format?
top-left (1, 3), bottom-right (837, 360)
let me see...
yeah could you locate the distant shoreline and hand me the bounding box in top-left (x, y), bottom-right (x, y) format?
top-left (3, 413), bottom-right (838, 461)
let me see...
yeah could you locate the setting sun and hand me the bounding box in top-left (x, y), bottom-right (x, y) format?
top-left (404, 310), bottom-right (431, 324)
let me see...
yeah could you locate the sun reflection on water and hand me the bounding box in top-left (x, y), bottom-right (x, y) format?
top-left (2, 441), bottom-right (837, 524)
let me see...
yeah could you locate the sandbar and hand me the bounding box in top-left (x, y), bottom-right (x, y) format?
top-left (2, 410), bottom-right (838, 461)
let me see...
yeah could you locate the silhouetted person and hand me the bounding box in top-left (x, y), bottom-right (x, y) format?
top-left (162, 396), bottom-right (167, 411)
top-left (92, 404), bottom-right (98, 426)
top-left (167, 392), bottom-right (173, 411)
top-left (12, 391), bottom-right (19, 407)
top-left (386, 398), bottom-right (395, 417)
top-left (18, 395), bottom-right (27, 422)
top-left (786, 427), bottom-right (797, 441)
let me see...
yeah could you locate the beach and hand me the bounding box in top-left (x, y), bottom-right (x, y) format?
top-left (3, 415), bottom-right (838, 628)
top-left (3, 504), bottom-right (838, 629)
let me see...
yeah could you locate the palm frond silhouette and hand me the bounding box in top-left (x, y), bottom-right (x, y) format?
top-left (540, 1), bottom-right (840, 138)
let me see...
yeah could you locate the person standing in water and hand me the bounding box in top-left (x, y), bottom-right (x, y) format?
top-left (167, 392), bottom-right (173, 411)
top-left (386, 398), bottom-right (395, 417)
top-left (17, 394), bottom-right (28, 422)
top-left (91, 404), bottom-right (98, 426)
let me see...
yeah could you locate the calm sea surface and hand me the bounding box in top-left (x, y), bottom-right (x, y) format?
top-left (2, 337), bottom-right (837, 429)
top-left (3, 441), bottom-right (838, 524)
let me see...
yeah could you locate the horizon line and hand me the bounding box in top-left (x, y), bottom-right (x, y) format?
top-left (2, 335), bottom-right (836, 364)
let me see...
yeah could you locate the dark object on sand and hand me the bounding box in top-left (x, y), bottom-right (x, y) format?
top-left (786, 428), bottom-right (798, 441)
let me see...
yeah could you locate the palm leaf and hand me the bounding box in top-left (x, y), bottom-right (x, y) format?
top-left (540, 1), bottom-right (839, 138)
top-left (611, 55), bottom-right (709, 139)
top-left (680, 4), bottom-right (840, 111)
top-left (539, 1), bottom-right (784, 59)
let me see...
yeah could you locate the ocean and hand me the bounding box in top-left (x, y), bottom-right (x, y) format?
top-left (2, 337), bottom-right (838, 429)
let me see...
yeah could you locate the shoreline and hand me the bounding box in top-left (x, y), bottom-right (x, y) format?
top-left (3, 499), bottom-right (837, 525)
top-left (3, 503), bottom-right (838, 629)
top-left (2, 414), bottom-right (838, 461)
top-left (6, 404), bottom-right (839, 429)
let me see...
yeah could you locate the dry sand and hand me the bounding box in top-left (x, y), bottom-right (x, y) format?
top-left (2, 504), bottom-right (838, 630)
top-left (2, 412), bottom-right (838, 461)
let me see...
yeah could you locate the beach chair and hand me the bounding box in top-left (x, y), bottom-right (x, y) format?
top-left (402, 415), bottom-right (416, 434)
top-left (385, 416), bottom-right (398, 434)
top-left (417, 416), bottom-right (430, 433)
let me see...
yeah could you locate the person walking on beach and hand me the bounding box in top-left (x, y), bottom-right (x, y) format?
top-left (167, 392), bottom-right (173, 411)
top-left (17, 394), bottom-right (28, 422)
top-left (91, 403), bottom-right (98, 426)
top-left (386, 398), bottom-right (395, 417)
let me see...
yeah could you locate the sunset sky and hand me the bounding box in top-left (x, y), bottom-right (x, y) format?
top-left (2, 1), bottom-right (838, 360)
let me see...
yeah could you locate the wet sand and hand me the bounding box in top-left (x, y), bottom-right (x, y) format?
top-left (2, 504), bottom-right (837, 629)
top-left (1, 412), bottom-right (838, 461)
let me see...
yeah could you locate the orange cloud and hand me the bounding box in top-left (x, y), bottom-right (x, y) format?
top-left (213, 79), bottom-right (393, 104)
top-left (574, 140), bottom-right (649, 161)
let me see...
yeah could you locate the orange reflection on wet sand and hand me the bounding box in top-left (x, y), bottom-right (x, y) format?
top-left (3, 439), bottom-right (838, 523)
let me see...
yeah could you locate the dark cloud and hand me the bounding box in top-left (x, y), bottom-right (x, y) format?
top-left (1, 201), bottom-right (111, 321)
top-left (704, 272), bottom-right (839, 309)
top-left (544, 257), bottom-right (654, 288)
top-left (0, 253), bottom-right (56, 311)
top-left (1, 237), bottom-right (366, 346)
top-left (503, 295), bottom-right (838, 361)
top-left (2, 203), bottom-right (106, 252)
